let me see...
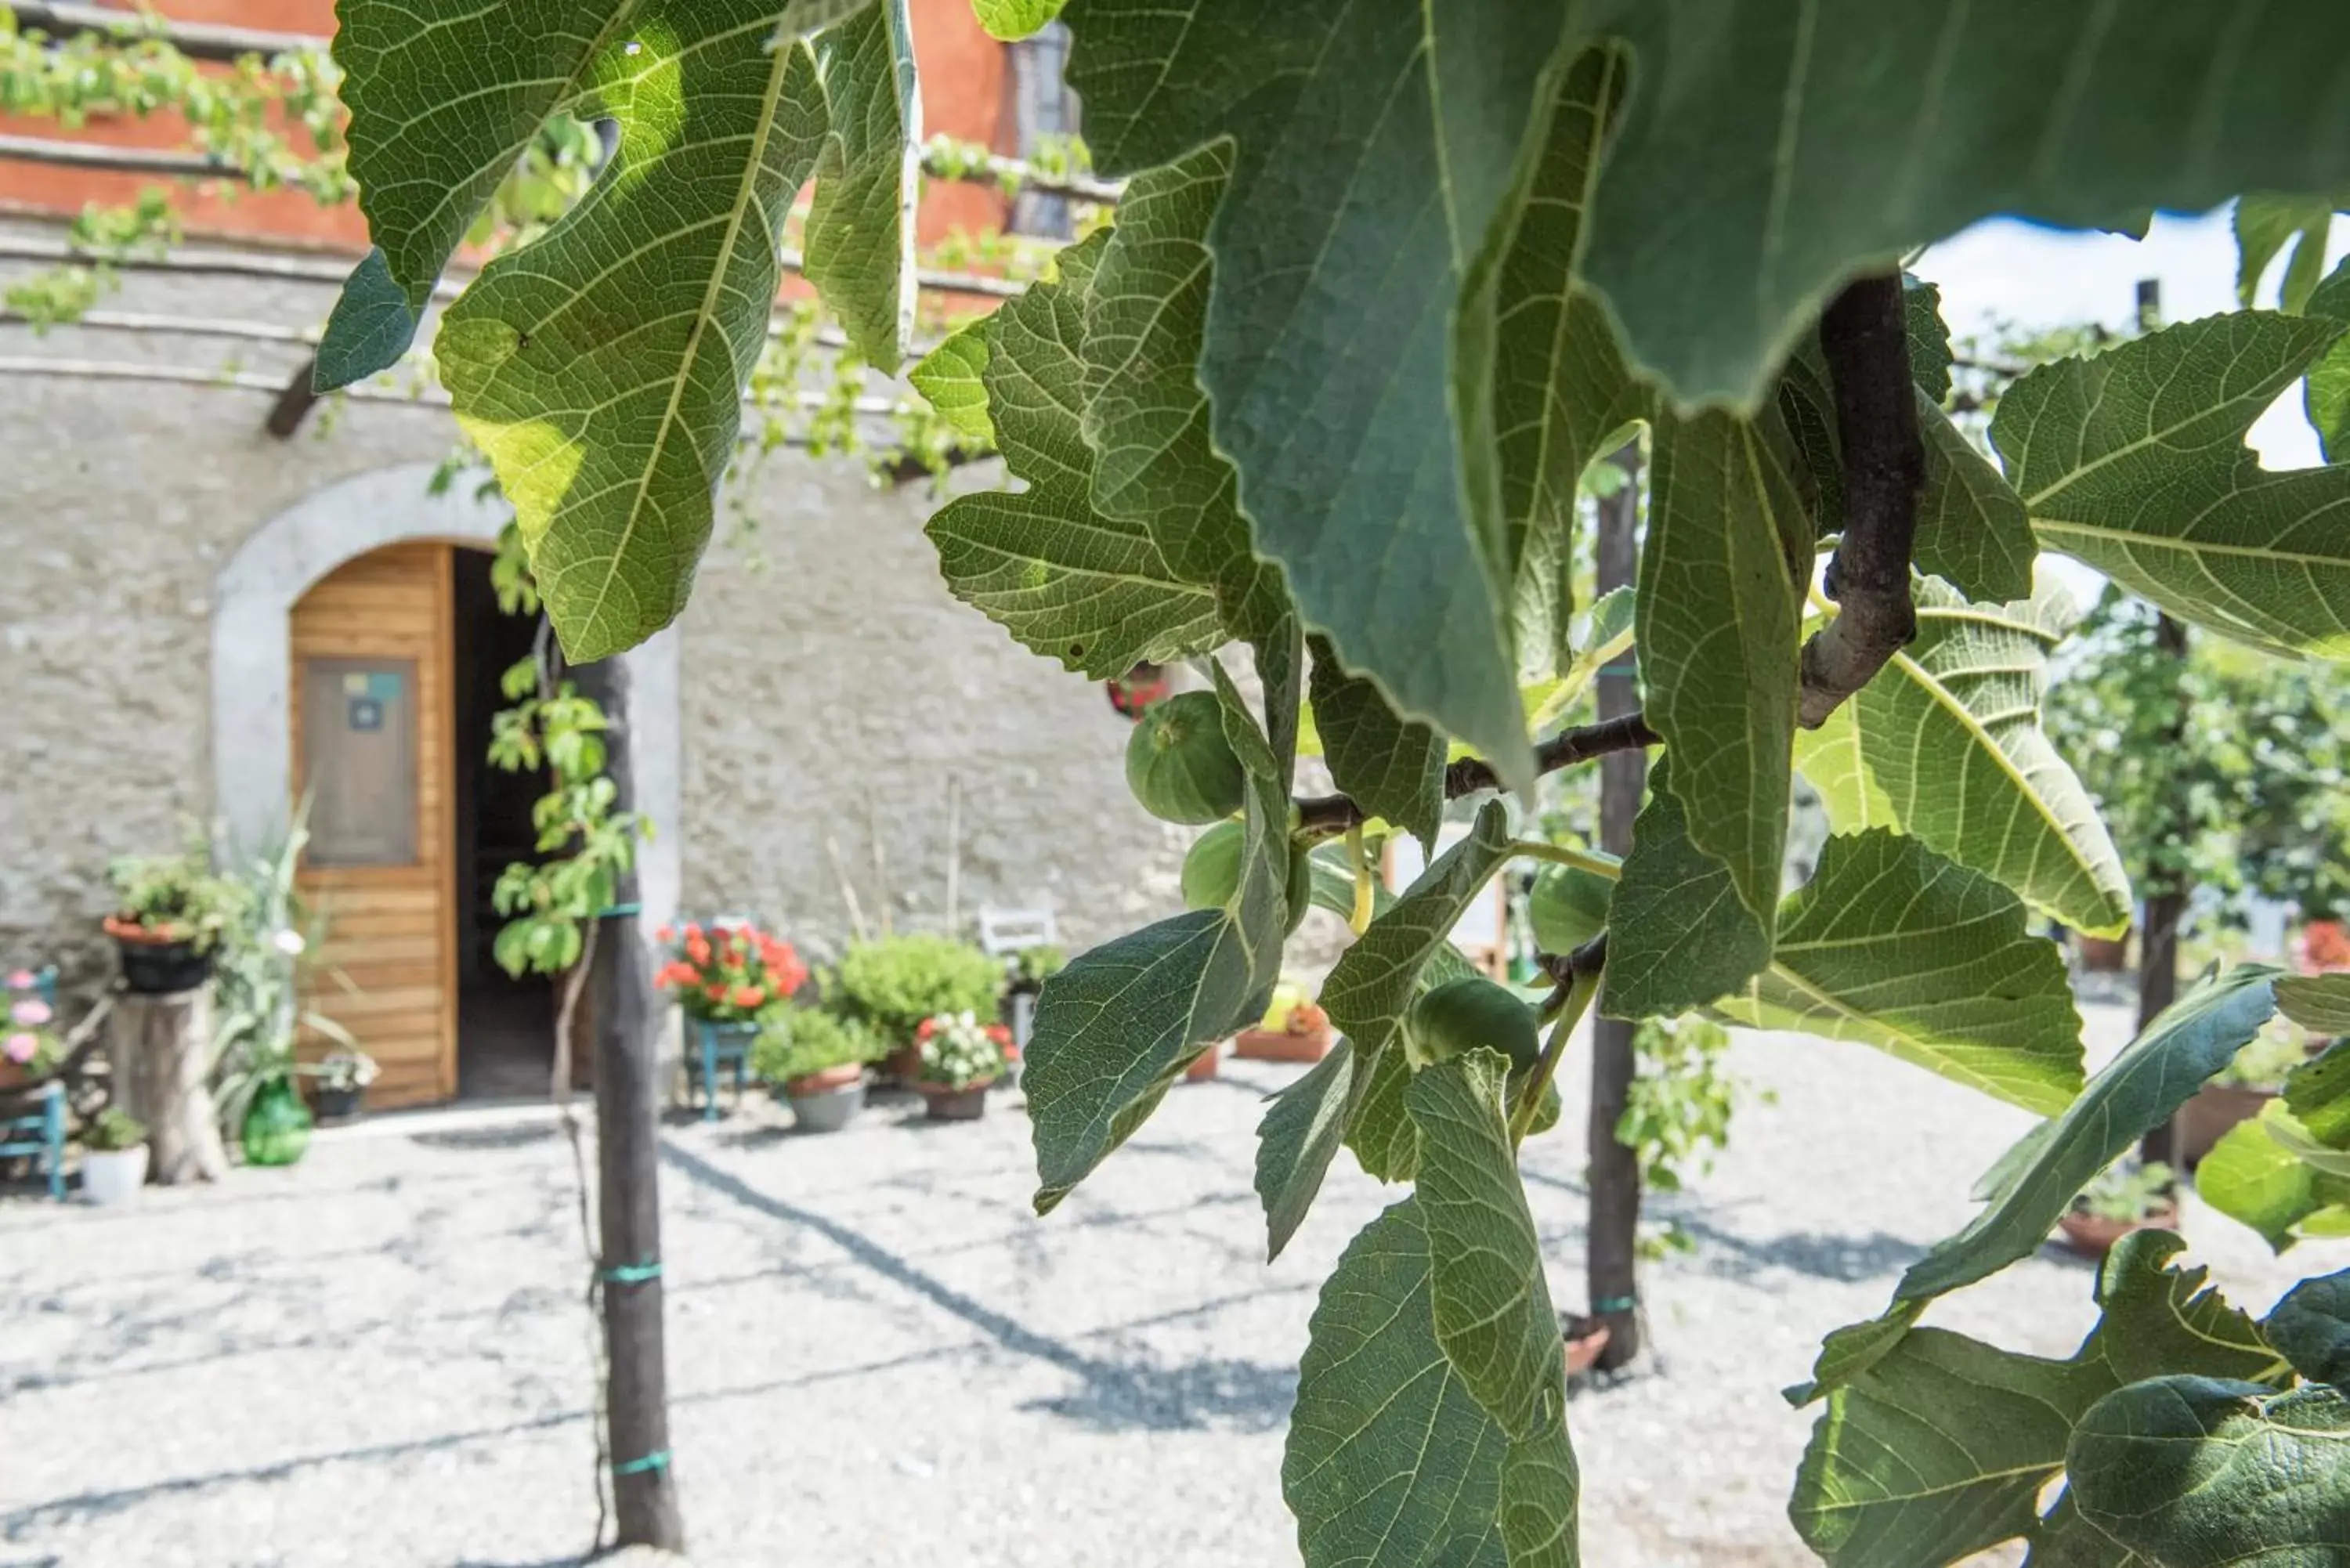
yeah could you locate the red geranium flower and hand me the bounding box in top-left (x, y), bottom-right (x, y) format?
top-left (654, 962), bottom-right (698, 988)
top-left (704, 983), bottom-right (728, 1002)
top-left (685, 934), bottom-right (711, 965)
top-left (656, 925), bottom-right (676, 943)
top-left (916, 1017), bottom-right (938, 1041)
top-left (732, 985), bottom-right (765, 1009)
top-left (985, 1024), bottom-right (1011, 1046)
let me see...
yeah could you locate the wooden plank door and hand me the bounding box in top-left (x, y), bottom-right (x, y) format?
top-left (291, 542), bottom-right (457, 1107)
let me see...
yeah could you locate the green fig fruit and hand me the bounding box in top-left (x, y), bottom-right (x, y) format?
top-left (1182, 820), bottom-right (1313, 934)
top-left (1529, 862), bottom-right (1613, 953)
top-left (1407, 976), bottom-right (1541, 1071)
top-left (1126, 692), bottom-right (1247, 825)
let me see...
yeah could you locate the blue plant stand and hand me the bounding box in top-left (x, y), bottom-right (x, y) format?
top-left (692, 1019), bottom-right (756, 1122)
top-left (1, 1080), bottom-right (66, 1201)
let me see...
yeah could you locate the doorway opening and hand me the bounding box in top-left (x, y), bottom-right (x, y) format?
top-left (451, 546), bottom-right (557, 1098)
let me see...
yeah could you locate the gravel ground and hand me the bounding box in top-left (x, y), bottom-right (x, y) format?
top-left (5, 1001), bottom-right (2344, 1568)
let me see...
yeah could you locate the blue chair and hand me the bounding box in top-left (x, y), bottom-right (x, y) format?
top-left (2, 966), bottom-right (64, 1198)
top-left (691, 1018), bottom-right (755, 1122)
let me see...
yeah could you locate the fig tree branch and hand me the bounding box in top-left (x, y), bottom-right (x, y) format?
top-left (1796, 272), bottom-right (1925, 728)
top-left (1294, 710), bottom-right (1660, 836)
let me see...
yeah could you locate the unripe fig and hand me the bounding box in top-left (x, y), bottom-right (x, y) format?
top-left (1529, 862), bottom-right (1613, 953)
top-left (1180, 821), bottom-right (1313, 934)
top-left (1407, 976), bottom-right (1541, 1071)
top-left (1126, 692), bottom-right (1246, 825)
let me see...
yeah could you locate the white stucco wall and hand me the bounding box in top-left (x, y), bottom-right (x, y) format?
top-left (0, 242), bottom-right (1188, 995)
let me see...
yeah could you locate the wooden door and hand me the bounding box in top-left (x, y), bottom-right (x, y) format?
top-left (291, 542), bottom-right (457, 1107)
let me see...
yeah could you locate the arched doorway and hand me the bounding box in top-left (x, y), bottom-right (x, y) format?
top-left (212, 464), bottom-right (682, 1109)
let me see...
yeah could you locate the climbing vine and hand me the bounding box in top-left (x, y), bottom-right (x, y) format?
top-left (219, 0), bottom-right (2350, 1562)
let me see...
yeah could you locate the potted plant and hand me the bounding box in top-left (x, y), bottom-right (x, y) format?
top-left (103, 845), bottom-right (236, 995)
top-left (2, 970), bottom-right (63, 1091)
top-left (836, 934), bottom-right (1004, 1085)
top-left (2058, 1160), bottom-right (2178, 1258)
top-left (655, 920), bottom-right (810, 1106)
top-left (80, 1107), bottom-right (149, 1204)
top-left (1001, 942), bottom-right (1064, 1068)
top-left (1235, 985), bottom-right (1335, 1064)
top-left (913, 1010), bottom-right (1008, 1122)
top-left (751, 1008), bottom-right (884, 1133)
top-left (311, 1048), bottom-right (378, 1125)
top-left (2178, 1028), bottom-right (2306, 1167)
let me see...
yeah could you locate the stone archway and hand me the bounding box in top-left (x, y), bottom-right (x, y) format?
top-left (210, 464), bottom-right (681, 930)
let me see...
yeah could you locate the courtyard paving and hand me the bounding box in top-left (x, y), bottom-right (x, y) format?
top-left (4, 1004), bottom-right (2341, 1567)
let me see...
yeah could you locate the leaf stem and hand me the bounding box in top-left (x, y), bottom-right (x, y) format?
top-left (1512, 934), bottom-right (1607, 1145)
top-left (1346, 825), bottom-right (1373, 934)
top-left (1510, 840), bottom-right (1622, 880)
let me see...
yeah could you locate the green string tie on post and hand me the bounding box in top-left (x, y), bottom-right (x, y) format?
top-left (603, 1261), bottom-right (663, 1285)
top-left (613, 1449), bottom-right (671, 1476)
top-left (595, 901), bottom-right (643, 919)
top-left (1592, 1294), bottom-right (1638, 1314)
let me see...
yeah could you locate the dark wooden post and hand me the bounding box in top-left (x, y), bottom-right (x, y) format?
top-left (1589, 441), bottom-right (1645, 1370)
top-left (2128, 279), bottom-right (2191, 1173)
top-left (2138, 606), bottom-right (2191, 1167)
top-left (573, 654), bottom-right (685, 1552)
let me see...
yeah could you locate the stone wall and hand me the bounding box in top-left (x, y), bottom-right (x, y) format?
top-left (0, 239), bottom-right (1189, 1000)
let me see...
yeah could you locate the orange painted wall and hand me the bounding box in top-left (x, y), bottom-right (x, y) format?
top-left (0, 0), bottom-right (1016, 252)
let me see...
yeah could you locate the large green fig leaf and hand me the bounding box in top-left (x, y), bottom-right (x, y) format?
top-left (1572, 0), bottom-right (2350, 408)
top-left (919, 234), bottom-right (1220, 678)
top-left (431, 2), bottom-right (860, 661)
top-left (2269, 1270), bottom-right (2350, 1391)
top-left (1327, 804), bottom-right (1513, 1183)
top-left (2066, 1378), bottom-right (2350, 1566)
top-left (2235, 193), bottom-right (2341, 313)
top-left (1794, 578), bottom-right (2131, 938)
top-left (1600, 754), bottom-right (1773, 1021)
top-left (1408, 1050), bottom-right (1571, 1441)
top-left (320, 0), bottom-right (629, 388)
top-left (2310, 258), bottom-right (2350, 462)
top-left (1490, 43), bottom-right (1649, 680)
top-left (1285, 1199), bottom-right (1578, 1568)
top-left (381, 1), bottom-right (916, 662)
top-left (1025, 671), bottom-right (1289, 1212)
top-left (1791, 1231), bottom-right (2280, 1568)
top-left (1253, 1039), bottom-right (1356, 1263)
top-left (1080, 141), bottom-right (1289, 644)
top-left (1637, 410), bottom-right (1806, 924)
top-left (2199, 1108), bottom-right (2338, 1253)
top-left (1308, 636), bottom-right (1446, 853)
top-left (1995, 311), bottom-right (2350, 661)
top-left (799, 0), bottom-right (918, 368)
top-left (1713, 831), bottom-right (2084, 1115)
top-left (1893, 966), bottom-right (2278, 1309)
top-left (1062, 0), bottom-right (1561, 786)
top-left (2280, 974), bottom-right (2350, 1038)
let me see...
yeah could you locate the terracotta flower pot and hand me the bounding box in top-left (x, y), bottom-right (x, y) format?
top-left (880, 1042), bottom-right (924, 1086)
top-left (1233, 1024), bottom-right (1333, 1064)
top-left (2057, 1201), bottom-right (2178, 1259)
top-left (1185, 1042), bottom-right (1222, 1082)
top-left (783, 1063), bottom-right (866, 1133)
top-left (2177, 1082), bottom-right (2279, 1169)
top-left (917, 1079), bottom-right (995, 1122)
top-left (2076, 931), bottom-right (2131, 973)
top-left (1562, 1317), bottom-right (1611, 1377)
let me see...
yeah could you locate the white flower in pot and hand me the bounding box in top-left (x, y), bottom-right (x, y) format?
top-left (81, 1107), bottom-right (149, 1205)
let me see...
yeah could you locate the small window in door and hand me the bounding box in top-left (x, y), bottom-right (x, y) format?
top-left (301, 657), bottom-right (419, 867)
